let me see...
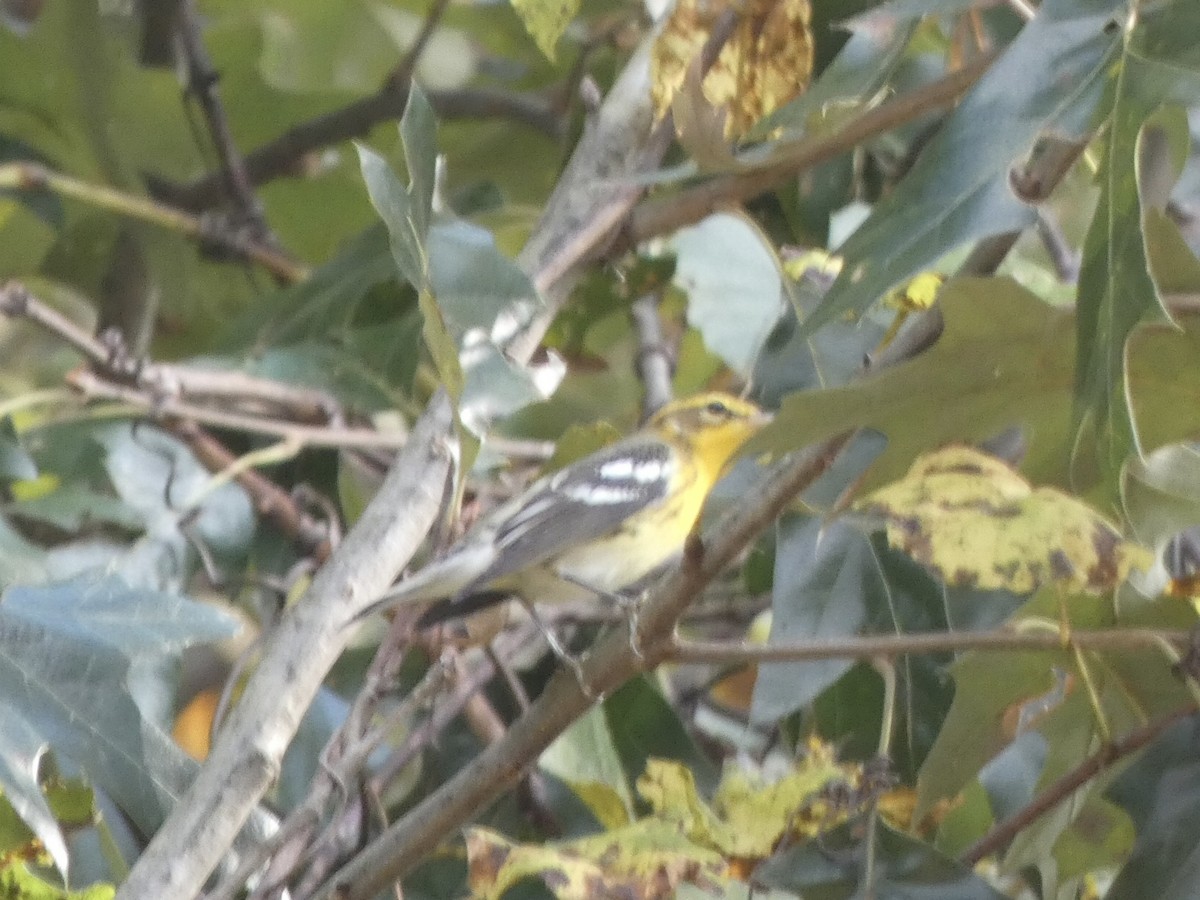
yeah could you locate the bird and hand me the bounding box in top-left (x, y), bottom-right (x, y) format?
top-left (353, 392), bottom-right (769, 629)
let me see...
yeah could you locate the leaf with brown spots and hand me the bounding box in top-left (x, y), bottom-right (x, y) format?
top-left (465, 823), bottom-right (724, 900)
top-left (854, 446), bottom-right (1153, 595)
top-left (651, 0), bottom-right (813, 141)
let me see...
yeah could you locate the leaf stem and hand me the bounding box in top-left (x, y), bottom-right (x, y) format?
top-left (960, 701), bottom-right (1199, 866)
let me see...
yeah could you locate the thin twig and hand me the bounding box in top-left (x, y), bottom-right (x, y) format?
top-left (66, 369), bottom-right (405, 450)
top-left (866, 135), bottom-right (1089, 372)
top-left (2, 284), bottom-right (348, 428)
top-left (218, 657), bottom-right (454, 900)
top-left (960, 702), bottom-right (1200, 866)
top-left (389, 0), bottom-right (454, 90)
top-left (668, 627), bottom-right (1193, 665)
top-left (0, 281), bottom-right (112, 365)
top-left (625, 53), bottom-right (995, 247)
top-left (173, 421), bottom-right (331, 558)
top-left (367, 626), bottom-right (536, 794)
top-left (957, 136), bottom-right (1087, 278)
top-left (1036, 210), bottom-right (1081, 283)
top-left (504, 11), bottom-right (745, 362)
top-left (176, 0), bottom-right (278, 249)
top-left (148, 87), bottom-right (562, 212)
top-left (0, 162), bottom-right (308, 283)
top-left (630, 293), bottom-right (674, 420)
top-left (142, 367), bottom-right (345, 425)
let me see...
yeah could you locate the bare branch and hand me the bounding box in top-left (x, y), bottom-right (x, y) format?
top-left (115, 393), bottom-right (455, 900)
top-left (390, 0), bottom-right (455, 91)
top-left (176, 0), bottom-right (276, 247)
top-left (66, 369), bottom-right (406, 450)
top-left (148, 87), bottom-right (562, 212)
top-left (630, 293), bottom-right (675, 420)
top-left (669, 627), bottom-right (1193, 665)
top-left (0, 162), bottom-right (309, 283)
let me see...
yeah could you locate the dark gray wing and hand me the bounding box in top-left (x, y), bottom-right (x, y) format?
top-left (462, 434), bottom-right (676, 592)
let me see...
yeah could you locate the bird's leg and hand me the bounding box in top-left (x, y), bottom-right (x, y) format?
top-left (558, 574), bottom-right (646, 662)
top-left (516, 596), bottom-right (595, 701)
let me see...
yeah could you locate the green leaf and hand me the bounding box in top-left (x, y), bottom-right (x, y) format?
top-left (540, 705), bottom-right (634, 828)
top-left (915, 637), bottom-right (1063, 819)
top-left (1107, 717), bottom-right (1200, 900)
top-left (0, 717), bottom-right (68, 874)
top-left (0, 860), bottom-right (114, 899)
top-left (0, 576), bottom-right (237, 838)
top-left (426, 220), bottom-right (540, 334)
top-left (757, 822), bottom-right (1009, 898)
top-left (426, 219), bottom-right (548, 430)
top-left (918, 586), bottom-right (1186, 828)
top-left (751, 10), bottom-right (915, 139)
top-left (356, 142), bottom-right (428, 293)
top-left (91, 424), bottom-right (254, 571)
top-left (400, 85), bottom-right (437, 244)
top-left (603, 677), bottom-right (718, 796)
top-left (1122, 444), bottom-right (1200, 551)
top-left (510, 0), bottom-right (578, 60)
top-left (753, 269), bottom-right (887, 404)
top-left (7, 484), bottom-right (143, 534)
top-left (357, 140), bottom-right (463, 402)
top-left (670, 212), bottom-right (785, 378)
top-left (1051, 796), bottom-right (1135, 881)
top-left (804, 0), bottom-right (1121, 335)
top-left (226, 225), bottom-right (401, 345)
top-left (1145, 206), bottom-right (1200, 297)
top-left (0, 419), bottom-right (36, 482)
top-left (751, 518), bottom-right (876, 723)
top-left (0, 515), bottom-right (48, 590)
top-left (1076, 0), bottom-right (1200, 483)
top-left (846, 0), bottom-right (994, 20)
top-left (749, 277), bottom-right (1200, 493)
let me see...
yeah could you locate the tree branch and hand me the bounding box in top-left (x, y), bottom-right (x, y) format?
top-left (147, 87), bottom-right (562, 212)
top-left (623, 53), bottom-right (994, 248)
top-left (669, 627), bottom-right (1193, 665)
top-left (630, 293), bottom-right (675, 419)
top-left (0, 162), bottom-right (309, 283)
top-left (114, 393), bottom-right (454, 900)
top-left (66, 369), bottom-right (406, 450)
top-left (960, 702), bottom-right (1200, 866)
top-left (176, 0), bottom-right (275, 245)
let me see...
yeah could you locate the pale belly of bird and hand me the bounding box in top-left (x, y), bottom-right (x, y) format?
top-left (536, 486), bottom-right (702, 605)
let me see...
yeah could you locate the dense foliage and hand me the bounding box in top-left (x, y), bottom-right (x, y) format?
top-left (2, 0), bottom-right (1200, 898)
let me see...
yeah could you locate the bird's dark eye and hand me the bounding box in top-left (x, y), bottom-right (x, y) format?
top-left (705, 399), bottom-right (730, 417)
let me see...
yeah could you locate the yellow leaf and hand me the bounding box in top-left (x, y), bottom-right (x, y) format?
top-left (637, 740), bottom-right (867, 859)
top-left (9, 473), bottom-right (57, 502)
top-left (883, 272), bottom-right (945, 312)
top-left (469, 744), bottom-right (878, 898)
top-left (465, 823), bottom-right (724, 900)
top-left (651, 0), bottom-right (813, 140)
top-left (854, 446), bottom-right (1154, 594)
